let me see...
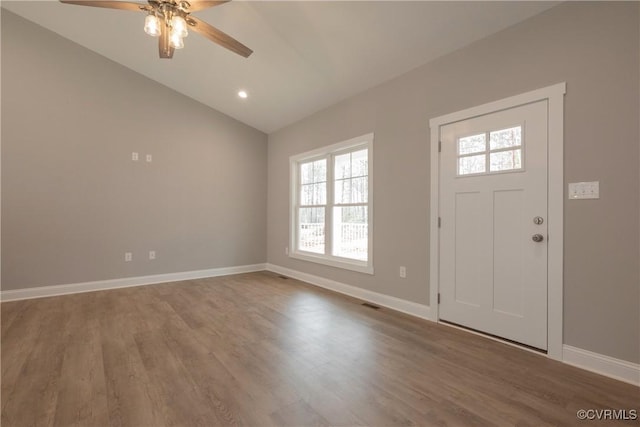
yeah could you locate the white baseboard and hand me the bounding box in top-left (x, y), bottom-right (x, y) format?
top-left (563, 345), bottom-right (640, 387)
top-left (0, 263), bottom-right (267, 302)
top-left (265, 263), bottom-right (433, 321)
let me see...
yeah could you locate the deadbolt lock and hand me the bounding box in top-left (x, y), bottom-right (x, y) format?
top-left (533, 216), bottom-right (544, 225)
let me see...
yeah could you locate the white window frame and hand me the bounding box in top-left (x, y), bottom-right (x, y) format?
top-left (289, 133), bottom-right (374, 274)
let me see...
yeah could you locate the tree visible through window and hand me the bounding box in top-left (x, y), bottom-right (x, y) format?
top-left (298, 159), bottom-right (326, 254)
top-left (457, 126), bottom-right (523, 176)
top-left (290, 134), bottom-right (373, 273)
top-left (333, 149), bottom-right (368, 261)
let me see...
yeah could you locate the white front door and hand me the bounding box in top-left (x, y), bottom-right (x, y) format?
top-left (439, 100), bottom-right (548, 350)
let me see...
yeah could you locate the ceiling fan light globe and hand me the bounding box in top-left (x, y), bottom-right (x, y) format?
top-left (170, 32), bottom-right (185, 49)
top-left (171, 15), bottom-right (188, 38)
top-left (144, 14), bottom-right (161, 37)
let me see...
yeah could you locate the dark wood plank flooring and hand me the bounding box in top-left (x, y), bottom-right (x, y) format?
top-left (2, 272), bottom-right (638, 426)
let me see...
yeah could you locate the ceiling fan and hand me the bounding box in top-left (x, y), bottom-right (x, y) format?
top-left (59, 0), bottom-right (253, 59)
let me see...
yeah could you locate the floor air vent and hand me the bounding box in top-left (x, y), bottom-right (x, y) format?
top-left (361, 302), bottom-right (381, 310)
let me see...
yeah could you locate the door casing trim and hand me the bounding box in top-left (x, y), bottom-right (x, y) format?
top-left (428, 83), bottom-right (566, 360)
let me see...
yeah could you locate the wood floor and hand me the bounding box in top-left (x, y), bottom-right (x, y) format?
top-left (2, 272), bottom-right (638, 426)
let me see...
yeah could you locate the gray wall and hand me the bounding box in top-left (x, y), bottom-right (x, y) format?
top-left (267, 2), bottom-right (640, 363)
top-left (2, 11), bottom-right (267, 290)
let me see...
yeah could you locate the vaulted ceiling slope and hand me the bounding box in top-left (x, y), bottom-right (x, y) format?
top-left (2, 1), bottom-right (558, 133)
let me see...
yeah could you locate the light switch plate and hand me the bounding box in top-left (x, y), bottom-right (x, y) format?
top-left (569, 181), bottom-right (599, 199)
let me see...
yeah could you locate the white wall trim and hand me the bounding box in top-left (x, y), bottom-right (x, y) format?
top-left (0, 263), bottom-right (267, 302)
top-left (563, 345), bottom-right (640, 387)
top-left (266, 263), bottom-right (433, 321)
top-left (428, 82), bottom-right (566, 360)
top-left (429, 83), bottom-right (567, 128)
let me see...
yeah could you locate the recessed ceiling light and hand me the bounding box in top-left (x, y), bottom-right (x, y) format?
top-left (238, 90), bottom-right (248, 99)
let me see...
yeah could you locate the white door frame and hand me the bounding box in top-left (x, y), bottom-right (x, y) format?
top-left (429, 83), bottom-right (566, 360)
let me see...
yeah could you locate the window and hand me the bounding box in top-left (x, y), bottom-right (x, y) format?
top-left (290, 134), bottom-right (373, 274)
top-left (457, 125), bottom-right (523, 176)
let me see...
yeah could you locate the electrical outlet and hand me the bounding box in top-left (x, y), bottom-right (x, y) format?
top-left (149, 250), bottom-right (156, 260)
top-left (146, 154), bottom-right (152, 163)
top-left (125, 252), bottom-right (133, 262)
top-left (399, 266), bottom-right (407, 278)
top-left (131, 152), bottom-right (139, 161)
top-left (285, 247), bottom-right (289, 255)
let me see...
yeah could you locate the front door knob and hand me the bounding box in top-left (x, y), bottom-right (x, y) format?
top-left (532, 234), bottom-right (544, 242)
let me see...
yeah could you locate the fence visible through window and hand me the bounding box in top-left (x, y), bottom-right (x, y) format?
top-left (334, 222), bottom-right (367, 260)
top-left (299, 222), bottom-right (324, 254)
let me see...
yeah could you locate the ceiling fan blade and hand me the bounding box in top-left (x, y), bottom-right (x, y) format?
top-left (59, 1), bottom-right (149, 12)
top-left (159, 22), bottom-right (174, 59)
top-left (187, 16), bottom-right (252, 58)
top-left (183, 1), bottom-right (229, 12)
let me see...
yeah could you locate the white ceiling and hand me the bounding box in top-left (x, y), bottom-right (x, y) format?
top-left (2, 1), bottom-right (558, 133)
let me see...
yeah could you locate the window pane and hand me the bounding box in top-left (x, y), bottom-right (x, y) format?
top-left (335, 178), bottom-right (350, 204)
top-left (313, 183), bottom-right (326, 205)
top-left (335, 177), bottom-right (368, 204)
top-left (458, 134), bottom-right (486, 155)
top-left (300, 184), bottom-right (313, 206)
top-left (301, 183), bottom-right (326, 205)
top-left (335, 153), bottom-right (351, 180)
top-left (301, 159), bottom-right (327, 184)
top-left (350, 177), bottom-right (368, 203)
top-left (490, 126), bottom-right (522, 150)
top-left (458, 154), bottom-right (486, 175)
top-left (313, 159), bottom-right (327, 182)
top-left (299, 208), bottom-right (325, 254)
top-left (351, 149), bottom-right (368, 177)
top-left (301, 162), bottom-right (314, 184)
top-left (490, 149), bottom-right (522, 172)
top-left (333, 206), bottom-right (367, 261)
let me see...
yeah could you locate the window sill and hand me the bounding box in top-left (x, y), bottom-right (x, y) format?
top-left (289, 251), bottom-right (374, 275)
